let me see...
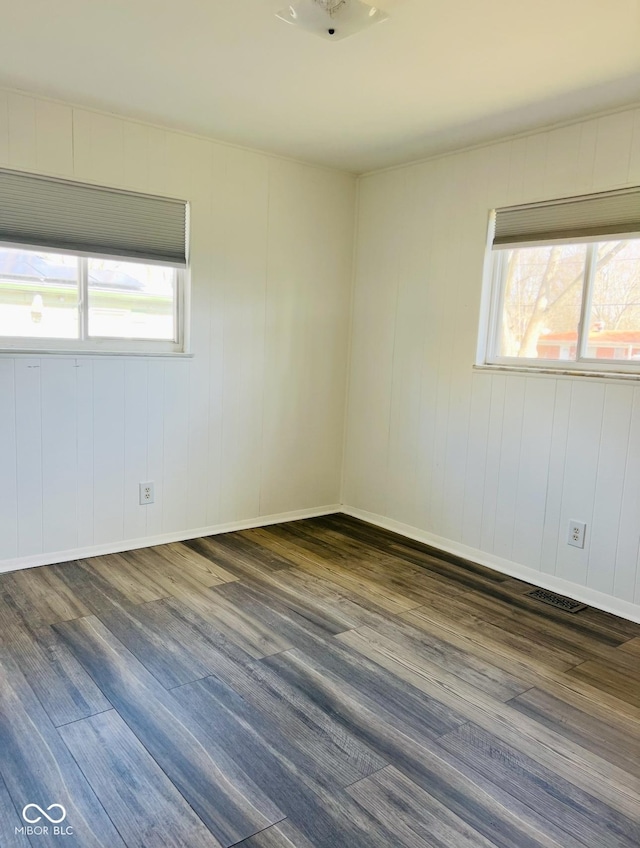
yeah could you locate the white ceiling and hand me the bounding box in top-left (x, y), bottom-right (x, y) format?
top-left (1, 0), bottom-right (639, 172)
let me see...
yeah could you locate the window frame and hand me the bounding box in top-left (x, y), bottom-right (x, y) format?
top-left (480, 231), bottom-right (640, 377)
top-left (0, 242), bottom-right (188, 356)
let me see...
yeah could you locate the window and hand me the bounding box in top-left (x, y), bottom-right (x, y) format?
top-left (0, 246), bottom-right (180, 351)
top-left (481, 187), bottom-right (640, 374)
top-left (0, 169), bottom-right (187, 354)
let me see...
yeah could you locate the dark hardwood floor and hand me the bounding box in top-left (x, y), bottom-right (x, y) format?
top-left (0, 514), bottom-right (639, 848)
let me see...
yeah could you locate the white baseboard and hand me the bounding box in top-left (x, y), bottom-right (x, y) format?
top-left (342, 505), bottom-right (640, 625)
top-left (0, 504), bottom-right (342, 575)
top-left (4, 499), bottom-right (639, 625)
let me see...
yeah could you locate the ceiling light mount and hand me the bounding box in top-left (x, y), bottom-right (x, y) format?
top-left (276, 0), bottom-right (389, 41)
top-left (315, 0), bottom-right (348, 16)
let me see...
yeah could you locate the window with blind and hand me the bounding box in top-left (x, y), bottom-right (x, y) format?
top-left (481, 187), bottom-right (640, 374)
top-left (0, 169), bottom-right (188, 353)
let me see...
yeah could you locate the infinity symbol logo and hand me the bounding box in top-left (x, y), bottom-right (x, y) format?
top-left (22, 804), bottom-right (67, 824)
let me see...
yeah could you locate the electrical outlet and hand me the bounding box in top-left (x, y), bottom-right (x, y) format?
top-left (139, 482), bottom-right (155, 505)
top-left (568, 521), bottom-right (586, 549)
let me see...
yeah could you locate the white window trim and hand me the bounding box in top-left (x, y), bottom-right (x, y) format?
top-left (478, 234), bottom-right (640, 379)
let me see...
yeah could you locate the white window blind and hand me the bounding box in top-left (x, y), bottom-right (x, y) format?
top-left (493, 186), bottom-right (640, 247)
top-left (0, 169), bottom-right (187, 267)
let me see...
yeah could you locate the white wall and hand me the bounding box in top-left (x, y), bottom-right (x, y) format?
top-left (344, 106), bottom-right (640, 622)
top-left (2, 88), bottom-right (639, 624)
top-left (0, 90), bottom-right (355, 569)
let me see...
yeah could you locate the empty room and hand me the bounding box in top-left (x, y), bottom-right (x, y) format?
top-left (0, 1), bottom-right (639, 846)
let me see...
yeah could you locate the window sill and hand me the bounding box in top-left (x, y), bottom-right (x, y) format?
top-left (473, 363), bottom-right (640, 383)
top-left (0, 348), bottom-right (193, 359)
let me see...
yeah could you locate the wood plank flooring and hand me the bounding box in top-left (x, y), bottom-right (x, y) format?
top-left (0, 514), bottom-right (638, 848)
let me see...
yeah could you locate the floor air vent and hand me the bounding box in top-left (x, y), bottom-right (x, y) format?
top-left (525, 588), bottom-right (587, 613)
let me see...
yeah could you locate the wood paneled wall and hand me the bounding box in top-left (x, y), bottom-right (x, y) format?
top-left (3, 86), bottom-right (640, 623)
top-left (344, 106), bottom-right (640, 620)
top-left (0, 90), bottom-right (355, 568)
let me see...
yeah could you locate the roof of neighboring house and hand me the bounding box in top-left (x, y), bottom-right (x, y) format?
top-left (539, 331), bottom-right (640, 344)
top-left (0, 253), bottom-right (144, 291)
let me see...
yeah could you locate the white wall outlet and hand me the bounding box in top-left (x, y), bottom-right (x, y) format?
top-left (568, 521), bottom-right (586, 549)
top-left (139, 482), bottom-right (155, 505)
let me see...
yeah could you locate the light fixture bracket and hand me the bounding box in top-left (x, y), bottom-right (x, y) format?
top-left (315, 0), bottom-right (349, 16)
